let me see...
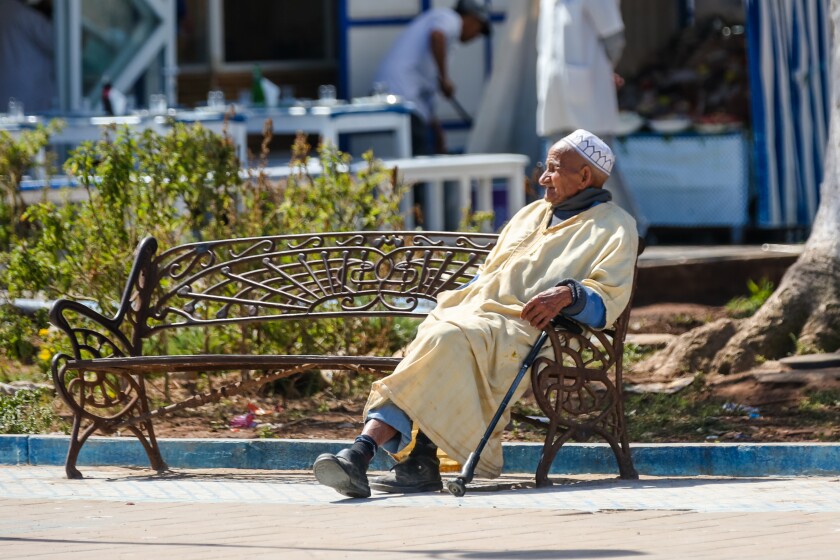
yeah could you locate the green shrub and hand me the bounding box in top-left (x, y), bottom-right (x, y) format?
top-left (625, 378), bottom-right (731, 441)
top-left (622, 342), bottom-right (655, 368)
top-left (4, 123), bottom-right (241, 311)
top-left (0, 306), bottom-right (49, 364)
top-left (0, 388), bottom-right (56, 434)
top-left (0, 121), bottom-right (64, 249)
top-left (1, 124), bottom-right (414, 396)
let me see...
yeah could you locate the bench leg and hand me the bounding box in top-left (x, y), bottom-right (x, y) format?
top-left (65, 414), bottom-right (98, 479)
top-left (614, 442), bottom-right (638, 480)
top-left (64, 398), bottom-right (167, 478)
top-left (534, 418), bottom-right (571, 487)
top-left (533, 420), bottom-right (638, 485)
top-left (125, 421), bottom-right (168, 472)
top-left (530, 359), bottom-right (638, 484)
top-left (614, 419), bottom-right (639, 480)
top-left (127, 379), bottom-right (168, 472)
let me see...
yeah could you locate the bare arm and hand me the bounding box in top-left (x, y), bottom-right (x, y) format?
top-left (430, 29), bottom-right (455, 98)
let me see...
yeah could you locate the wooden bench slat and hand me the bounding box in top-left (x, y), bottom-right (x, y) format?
top-left (67, 354), bottom-right (402, 374)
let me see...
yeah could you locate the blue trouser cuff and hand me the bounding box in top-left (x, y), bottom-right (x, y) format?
top-left (366, 402), bottom-right (413, 454)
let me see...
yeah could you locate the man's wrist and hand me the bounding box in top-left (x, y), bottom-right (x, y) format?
top-left (555, 279), bottom-right (587, 315)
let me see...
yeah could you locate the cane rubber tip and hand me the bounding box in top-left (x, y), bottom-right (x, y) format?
top-left (447, 479), bottom-right (467, 497)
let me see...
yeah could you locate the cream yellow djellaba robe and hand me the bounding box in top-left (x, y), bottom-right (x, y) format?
top-left (365, 199), bottom-right (638, 478)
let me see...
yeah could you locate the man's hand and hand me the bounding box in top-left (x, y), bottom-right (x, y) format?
top-left (438, 75), bottom-right (455, 98)
top-left (521, 286), bottom-right (574, 330)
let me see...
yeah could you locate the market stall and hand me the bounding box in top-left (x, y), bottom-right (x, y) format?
top-left (615, 0), bottom-right (829, 234)
top-left (615, 7), bottom-right (750, 236)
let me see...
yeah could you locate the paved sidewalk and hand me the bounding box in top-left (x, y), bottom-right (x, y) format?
top-left (1, 466), bottom-right (839, 559)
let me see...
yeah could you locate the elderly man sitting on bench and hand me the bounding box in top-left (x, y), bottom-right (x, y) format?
top-left (313, 129), bottom-right (639, 498)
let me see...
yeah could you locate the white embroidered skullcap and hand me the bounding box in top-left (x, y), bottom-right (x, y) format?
top-left (560, 129), bottom-right (615, 176)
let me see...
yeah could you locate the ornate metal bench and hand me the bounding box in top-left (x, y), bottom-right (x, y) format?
top-left (50, 231), bottom-right (638, 482)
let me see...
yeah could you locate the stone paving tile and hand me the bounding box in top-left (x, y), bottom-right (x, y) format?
top-left (3, 466), bottom-right (840, 514)
top-left (2, 466), bottom-right (840, 559)
top-left (4, 499), bottom-right (838, 559)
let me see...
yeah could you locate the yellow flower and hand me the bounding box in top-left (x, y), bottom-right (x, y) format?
top-left (38, 328), bottom-right (50, 337)
top-left (38, 348), bottom-right (52, 362)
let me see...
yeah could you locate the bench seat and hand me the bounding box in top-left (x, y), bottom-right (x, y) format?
top-left (66, 354), bottom-right (402, 375)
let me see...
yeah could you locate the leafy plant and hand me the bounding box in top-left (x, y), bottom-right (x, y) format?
top-left (0, 305), bottom-right (49, 364)
top-left (798, 389), bottom-right (840, 415)
top-left (0, 388), bottom-right (57, 434)
top-left (272, 134), bottom-right (405, 234)
top-left (459, 209), bottom-right (494, 232)
top-left (622, 342), bottom-right (655, 368)
top-left (0, 121), bottom-right (64, 249)
top-left (1, 123), bottom-right (414, 403)
top-left (4, 123), bottom-right (241, 312)
top-left (725, 278), bottom-right (774, 318)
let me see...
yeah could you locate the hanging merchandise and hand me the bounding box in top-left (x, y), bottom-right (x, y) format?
top-left (617, 15), bottom-right (750, 134)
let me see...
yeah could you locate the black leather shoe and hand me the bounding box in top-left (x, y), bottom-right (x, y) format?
top-left (313, 448), bottom-right (371, 498)
top-left (369, 453), bottom-right (443, 494)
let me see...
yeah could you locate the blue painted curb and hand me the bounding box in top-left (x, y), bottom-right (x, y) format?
top-left (0, 435), bottom-right (29, 465)
top-left (505, 442), bottom-right (840, 477)
top-left (3, 435), bottom-right (840, 476)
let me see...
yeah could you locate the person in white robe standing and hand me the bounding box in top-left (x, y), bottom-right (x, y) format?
top-left (536, 0), bottom-right (647, 235)
top-left (313, 130), bottom-right (638, 499)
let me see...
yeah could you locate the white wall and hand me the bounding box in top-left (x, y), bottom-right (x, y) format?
top-left (346, 0), bottom-right (505, 152)
top-left (348, 0), bottom-right (421, 19)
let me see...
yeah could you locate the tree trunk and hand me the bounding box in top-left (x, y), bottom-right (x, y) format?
top-left (639, 0), bottom-right (840, 378)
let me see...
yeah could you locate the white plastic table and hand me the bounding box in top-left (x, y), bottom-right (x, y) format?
top-left (245, 102), bottom-right (413, 159)
top-left (383, 154), bottom-right (530, 230)
top-left (261, 153), bottom-right (530, 231)
top-left (2, 113), bottom-right (249, 167)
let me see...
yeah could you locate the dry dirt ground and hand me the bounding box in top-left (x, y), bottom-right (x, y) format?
top-left (115, 303), bottom-right (838, 445)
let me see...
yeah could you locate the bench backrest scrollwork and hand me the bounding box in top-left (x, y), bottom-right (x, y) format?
top-left (140, 232), bottom-right (499, 337)
top-left (51, 233), bottom-right (641, 362)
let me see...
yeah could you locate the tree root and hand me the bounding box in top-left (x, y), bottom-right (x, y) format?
top-left (637, 252), bottom-right (840, 378)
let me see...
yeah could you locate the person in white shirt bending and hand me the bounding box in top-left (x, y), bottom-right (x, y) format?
top-left (374, 0), bottom-right (491, 155)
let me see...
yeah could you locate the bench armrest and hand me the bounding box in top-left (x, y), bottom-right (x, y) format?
top-left (550, 314), bottom-right (584, 335)
top-left (48, 236), bottom-right (159, 360)
top-left (49, 298), bottom-right (133, 360)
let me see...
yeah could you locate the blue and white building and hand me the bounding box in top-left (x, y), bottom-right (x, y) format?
top-left (2, 0), bottom-right (831, 232)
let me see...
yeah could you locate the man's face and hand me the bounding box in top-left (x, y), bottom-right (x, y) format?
top-left (539, 146), bottom-right (589, 205)
top-left (460, 16), bottom-right (485, 42)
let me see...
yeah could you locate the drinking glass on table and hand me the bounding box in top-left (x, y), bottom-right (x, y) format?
top-left (280, 86), bottom-right (296, 102)
top-left (149, 93), bottom-right (168, 115)
top-left (8, 98), bottom-right (24, 121)
top-left (207, 90), bottom-right (225, 110)
top-left (318, 85), bottom-right (336, 103)
top-left (372, 82), bottom-right (388, 99)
